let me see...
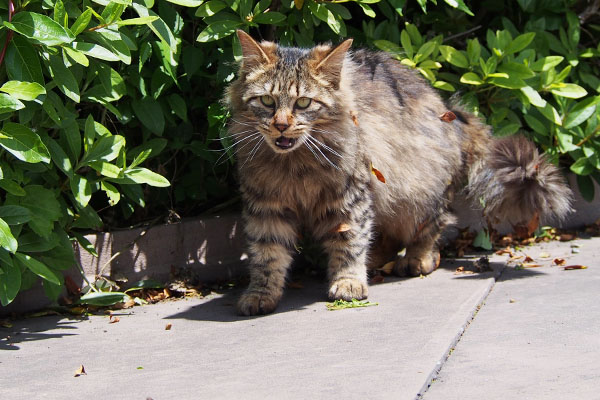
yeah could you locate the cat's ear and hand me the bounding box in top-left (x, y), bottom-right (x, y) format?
top-left (309, 39), bottom-right (353, 88)
top-left (237, 29), bottom-right (276, 70)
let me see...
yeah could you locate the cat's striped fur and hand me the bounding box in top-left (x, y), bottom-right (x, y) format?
top-left (224, 30), bottom-right (572, 316)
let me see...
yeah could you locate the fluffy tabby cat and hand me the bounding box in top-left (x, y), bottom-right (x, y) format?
top-left (223, 30), bottom-right (572, 316)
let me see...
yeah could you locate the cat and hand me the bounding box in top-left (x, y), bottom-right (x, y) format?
top-left (223, 30), bottom-right (573, 316)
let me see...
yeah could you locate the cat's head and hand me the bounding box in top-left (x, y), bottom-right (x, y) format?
top-left (228, 30), bottom-right (352, 154)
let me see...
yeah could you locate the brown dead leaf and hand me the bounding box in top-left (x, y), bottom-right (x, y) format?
top-left (336, 223), bottom-right (352, 233)
top-left (559, 233), bottom-right (576, 241)
top-left (74, 365), bottom-right (87, 377)
top-left (65, 275), bottom-right (81, 296)
top-left (563, 265), bottom-right (588, 270)
top-left (378, 261), bottom-right (395, 275)
top-left (439, 111), bottom-right (457, 122)
top-left (523, 256), bottom-right (534, 263)
top-left (370, 274), bottom-right (385, 284)
top-left (553, 258), bottom-right (566, 266)
top-left (350, 111), bottom-right (359, 126)
top-left (370, 163), bottom-right (386, 183)
top-left (522, 263), bottom-right (543, 268)
top-left (455, 266), bottom-right (465, 272)
top-left (495, 247), bottom-right (514, 256)
top-left (109, 316), bottom-right (120, 324)
top-left (165, 323), bottom-right (172, 330)
top-left (287, 281), bottom-right (304, 289)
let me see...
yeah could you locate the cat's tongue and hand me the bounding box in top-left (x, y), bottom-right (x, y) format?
top-left (275, 136), bottom-right (296, 150)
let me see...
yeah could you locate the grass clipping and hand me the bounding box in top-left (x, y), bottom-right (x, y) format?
top-left (326, 299), bottom-right (378, 311)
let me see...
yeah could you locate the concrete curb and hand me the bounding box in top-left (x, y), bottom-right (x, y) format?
top-left (2, 175), bottom-right (599, 316)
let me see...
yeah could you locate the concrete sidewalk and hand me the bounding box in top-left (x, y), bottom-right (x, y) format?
top-left (1, 237), bottom-right (598, 399)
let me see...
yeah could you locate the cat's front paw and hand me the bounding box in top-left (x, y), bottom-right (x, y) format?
top-left (237, 290), bottom-right (281, 316)
top-left (328, 278), bottom-right (368, 301)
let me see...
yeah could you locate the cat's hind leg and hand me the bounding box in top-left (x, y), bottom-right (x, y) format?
top-left (393, 211), bottom-right (455, 277)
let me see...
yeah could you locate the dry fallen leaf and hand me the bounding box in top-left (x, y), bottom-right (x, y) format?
top-left (370, 274), bottom-right (385, 284)
top-left (74, 365), bottom-right (87, 377)
top-left (439, 111), bottom-right (457, 122)
top-left (509, 298), bottom-right (516, 303)
top-left (522, 263), bottom-right (543, 268)
top-left (370, 163), bottom-right (386, 183)
top-left (165, 323), bottom-right (172, 331)
top-left (553, 258), bottom-right (566, 266)
top-left (336, 223), bottom-right (352, 233)
top-left (109, 316), bottom-right (120, 324)
top-left (523, 256), bottom-right (534, 263)
top-left (349, 111), bottom-right (359, 126)
top-left (496, 247), bottom-right (514, 256)
top-left (455, 266), bottom-right (465, 272)
top-left (378, 261), bottom-right (395, 275)
top-left (563, 265), bottom-right (588, 270)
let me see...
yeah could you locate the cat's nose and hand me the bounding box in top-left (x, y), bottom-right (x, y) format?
top-left (274, 122), bottom-right (289, 132)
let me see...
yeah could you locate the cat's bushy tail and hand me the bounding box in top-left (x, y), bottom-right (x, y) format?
top-left (465, 134), bottom-right (573, 227)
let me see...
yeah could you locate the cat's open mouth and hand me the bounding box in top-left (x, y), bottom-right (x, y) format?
top-left (275, 136), bottom-right (296, 150)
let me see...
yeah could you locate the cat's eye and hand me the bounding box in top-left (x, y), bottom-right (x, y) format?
top-left (260, 95), bottom-right (275, 107)
top-left (295, 97), bottom-right (312, 109)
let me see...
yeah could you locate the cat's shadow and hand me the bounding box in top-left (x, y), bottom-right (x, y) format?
top-left (164, 275), bottom-right (348, 322)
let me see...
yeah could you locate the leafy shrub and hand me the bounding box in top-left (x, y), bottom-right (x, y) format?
top-left (1, 0), bottom-right (599, 307)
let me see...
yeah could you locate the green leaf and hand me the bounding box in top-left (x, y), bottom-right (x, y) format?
top-left (80, 135), bottom-right (126, 166)
top-left (72, 231), bottom-right (98, 257)
top-left (564, 96), bottom-right (600, 129)
top-left (433, 81), bottom-right (455, 91)
top-left (101, 181), bottom-right (121, 206)
top-left (498, 62), bottom-right (535, 79)
top-left (400, 29), bottom-right (413, 59)
top-left (70, 174), bottom-right (93, 208)
top-left (167, 93), bottom-right (188, 122)
top-left (538, 103), bottom-right (562, 125)
top-left (79, 291), bottom-right (130, 306)
top-left (0, 93), bottom-right (25, 113)
top-left (4, 35), bottom-right (44, 85)
top-left (17, 232), bottom-right (59, 252)
top-left (124, 279), bottom-right (164, 293)
top-left (116, 16), bottom-right (160, 26)
top-left (48, 55), bottom-right (80, 103)
top-left (494, 122), bottom-right (521, 137)
top-left (531, 56), bottom-right (564, 72)
top-left (0, 250), bottom-right (21, 306)
top-left (123, 167), bottom-right (170, 187)
top-left (132, 0), bottom-right (177, 51)
top-left (92, 30), bottom-right (132, 65)
top-left (11, 186), bottom-right (61, 238)
top-left (0, 122), bottom-right (51, 164)
top-left (550, 83), bottom-right (588, 99)
top-left (253, 12), bottom-right (287, 25)
top-left (71, 8), bottom-right (92, 36)
top-left (4, 11), bottom-right (75, 46)
top-left (132, 97), bottom-right (165, 135)
top-left (443, 0), bottom-right (473, 16)
top-left (88, 161), bottom-right (122, 178)
top-left (63, 47), bottom-right (89, 67)
top-left (0, 205), bottom-right (32, 225)
top-left (0, 180), bottom-right (26, 196)
top-left (358, 3), bottom-right (376, 18)
top-left (460, 72), bottom-right (483, 85)
top-left (489, 76), bottom-right (526, 89)
top-left (473, 230), bottom-right (493, 250)
top-left (520, 86), bottom-right (546, 107)
top-left (326, 298), bottom-right (378, 310)
top-left (197, 20), bottom-right (242, 42)
top-left (0, 218), bottom-right (18, 253)
top-left (165, 0), bottom-right (204, 5)
top-left (0, 81), bottom-right (46, 101)
top-left (571, 157), bottom-right (595, 176)
top-left (523, 114), bottom-right (548, 135)
top-left (414, 41), bottom-right (436, 64)
top-left (73, 42), bottom-right (120, 62)
top-left (506, 32), bottom-right (535, 54)
top-left (439, 45), bottom-right (468, 68)
top-left (195, 0), bottom-right (228, 17)
top-left (14, 252), bottom-right (61, 285)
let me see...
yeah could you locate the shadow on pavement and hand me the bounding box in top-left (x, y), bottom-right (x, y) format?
top-left (0, 316), bottom-right (81, 351)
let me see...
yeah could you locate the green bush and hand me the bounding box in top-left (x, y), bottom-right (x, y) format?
top-left (1, 0), bottom-right (599, 307)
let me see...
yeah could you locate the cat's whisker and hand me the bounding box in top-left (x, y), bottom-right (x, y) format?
top-left (307, 134), bottom-right (344, 159)
top-left (242, 137), bottom-right (265, 168)
top-left (209, 129), bottom-right (257, 142)
top-left (215, 132), bottom-right (262, 165)
top-left (230, 118), bottom-right (257, 128)
top-left (305, 136), bottom-right (341, 170)
top-left (303, 139), bottom-right (324, 166)
top-left (211, 131), bottom-right (261, 156)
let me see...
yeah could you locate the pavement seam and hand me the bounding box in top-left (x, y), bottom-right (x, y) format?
top-left (415, 261), bottom-right (507, 399)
